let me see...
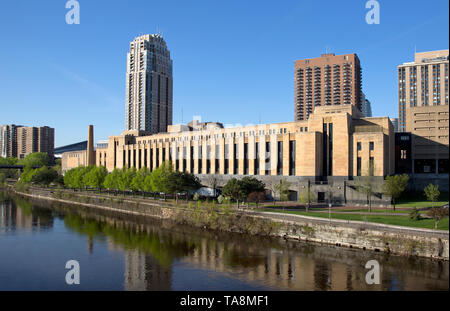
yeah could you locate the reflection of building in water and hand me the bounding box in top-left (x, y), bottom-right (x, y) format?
top-left (178, 237), bottom-right (448, 291)
top-left (0, 201), bottom-right (53, 230)
top-left (124, 250), bottom-right (172, 291)
top-left (54, 208), bottom-right (448, 291)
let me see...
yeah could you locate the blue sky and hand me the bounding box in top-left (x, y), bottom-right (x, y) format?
top-left (0, 0), bottom-right (448, 147)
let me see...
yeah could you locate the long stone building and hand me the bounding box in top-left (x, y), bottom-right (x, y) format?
top-left (95, 105), bottom-right (394, 203)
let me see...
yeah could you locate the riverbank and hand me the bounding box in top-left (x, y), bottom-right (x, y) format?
top-left (4, 184), bottom-right (449, 260)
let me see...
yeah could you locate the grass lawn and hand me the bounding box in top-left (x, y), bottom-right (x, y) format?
top-left (260, 208), bottom-right (449, 230)
top-left (395, 201), bottom-right (449, 208)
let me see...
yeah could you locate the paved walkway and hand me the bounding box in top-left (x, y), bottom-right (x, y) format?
top-left (248, 210), bottom-right (449, 238)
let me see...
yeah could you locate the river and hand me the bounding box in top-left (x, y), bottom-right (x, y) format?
top-left (0, 191), bottom-right (448, 291)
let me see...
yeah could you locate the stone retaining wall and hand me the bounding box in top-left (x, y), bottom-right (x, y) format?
top-left (7, 185), bottom-right (448, 260)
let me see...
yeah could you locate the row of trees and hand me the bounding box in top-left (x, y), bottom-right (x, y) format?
top-left (1, 153), bottom-right (56, 181)
top-left (63, 162), bottom-right (202, 198)
top-left (18, 166), bottom-right (62, 186)
top-left (0, 152), bottom-right (53, 167)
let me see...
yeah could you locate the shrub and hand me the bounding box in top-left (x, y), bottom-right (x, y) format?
top-left (193, 193), bottom-right (200, 201)
top-left (217, 195), bottom-right (224, 204)
top-left (409, 207), bottom-right (421, 221)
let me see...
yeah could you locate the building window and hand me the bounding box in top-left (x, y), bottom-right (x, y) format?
top-left (277, 141), bottom-right (283, 175)
top-left (357, 142), bottom-right (361, 151)
top-left (289, 140), bottom-right (296, 176)
top-left (255, 142), bottom-right (259, 175)
top-left (369, 157), bottom-right (374, 175)
top-left (265, 142), bottom-right (271, 175)
top-left (244, 143), bottom-right (249, 175)
top-left (357, 157), bottom-right (362, 176)
top-left (400, 150), bottom-right (407, 160)
top-left (369, 142), bottom-right (374, 151)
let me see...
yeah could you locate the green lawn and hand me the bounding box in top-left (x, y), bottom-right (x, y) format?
top-left (395, 201), bottom-right (449, 208)
top-left (260, 208), bottom-right (449, 230)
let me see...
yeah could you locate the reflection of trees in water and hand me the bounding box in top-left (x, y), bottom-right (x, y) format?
top-left (63, 212), bottom-right (198, 268)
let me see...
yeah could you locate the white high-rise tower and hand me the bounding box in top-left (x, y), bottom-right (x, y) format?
top-left (125, 34), bottom-right (173, 133)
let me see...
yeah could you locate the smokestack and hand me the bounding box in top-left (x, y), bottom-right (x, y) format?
top-left (87, 125), bottom-right (95, 166)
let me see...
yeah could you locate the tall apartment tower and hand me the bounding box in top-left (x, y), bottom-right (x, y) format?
top-left (398, 50), bottom-right (449, 132)
top-left (295, 53), bottom-right (362, 121)
top-left (1, 124), bottom-right (22, 158)
top-left (16, 126), bottom-right (55, 160)
top-left (397, 50), bottom-right (449, 175)
top-left (125, 34), bottom-right (173, 134)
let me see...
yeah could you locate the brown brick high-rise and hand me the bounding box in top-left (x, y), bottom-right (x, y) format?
top-left (295, 53), bottom-right (362, 121)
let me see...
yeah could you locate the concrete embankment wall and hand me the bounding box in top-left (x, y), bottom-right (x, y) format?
top-left (6, 186), bottom-right (449, 260)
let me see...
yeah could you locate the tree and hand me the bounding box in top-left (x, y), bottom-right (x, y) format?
top-left (130, 168), bottom-right (150, 192)
top-left (19, 166), bottom-right (37, 184)
top-left (83, 166), bottom-right (108, 190)
top-left (299, 188), bottom-right (315, 212)
top-left (424, 184), bottom-right (440, 209)
top-left (205, 175), bottom-right (219, 196)
top-left (31, 166), bottom-right (59, 186)
top-left (382, 174), bottom-right (409, 211)
top-left (355, 162), bottom-right (378, 212)
top-left (103, 168), bottom-right (121, 190)
top-left (427, 206), bottom-right (448, 229)
top-left (222, 178), bottom-right (245, 208)
top-left (0, 172), bottom-right (6, 185)
top-left (247, 191), bottom-right (266, 208)
top-left (274, 179), bottom-right (291, 202)
top-left (240, 176), bottom-right (265, 199)
top-left (166, 171), bottom-right (201, 196)
top-left (148, 162), bottom-right (173, 193)
top-left (18, 152), bottom-right (51, 167)
top-left (0, 157), bottom-right (18, 165)
top-left (117, 167), bottom-right (136, 192)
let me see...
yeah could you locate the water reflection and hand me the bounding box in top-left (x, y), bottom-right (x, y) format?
top-left (0, 196), bottom-right (54, 232)
top-left (0, 192), bottom-right (448, 291)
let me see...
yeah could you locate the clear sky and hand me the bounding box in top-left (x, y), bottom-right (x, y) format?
top-left (0, 0), bottom-right (448, 147)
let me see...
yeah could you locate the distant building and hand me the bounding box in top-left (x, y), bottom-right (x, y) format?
top-left (294, 53), bottom-right (362, 121)
top-left (397, 50), bottom-right (449, 177)
top-left (1, 124), bottom-right (22, 158)
top-left (54, 141), bottom-right (88, 158)
top-left (0, 124), bottom-right (54, 159)
top-left (360, 94), bottom-right (372, 117)
top-left (389, 118), bottom-right (399, 132)
top-left (61, 125), bottom-right (95, 173)
top-left (125, 34), bottom-right (173, 134)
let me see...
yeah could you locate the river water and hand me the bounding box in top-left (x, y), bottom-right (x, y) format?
top-left (0, 191), bottom-right (448, 291)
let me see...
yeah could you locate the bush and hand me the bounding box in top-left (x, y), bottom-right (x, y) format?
top-left (193, 193), bottom-right (200, 201)
top-left (0, 172), bottom-right (6, 185)
top-left (409, 207), bottom-right (421, 221)
top-left (217, 195), bottom-right (224, 204)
